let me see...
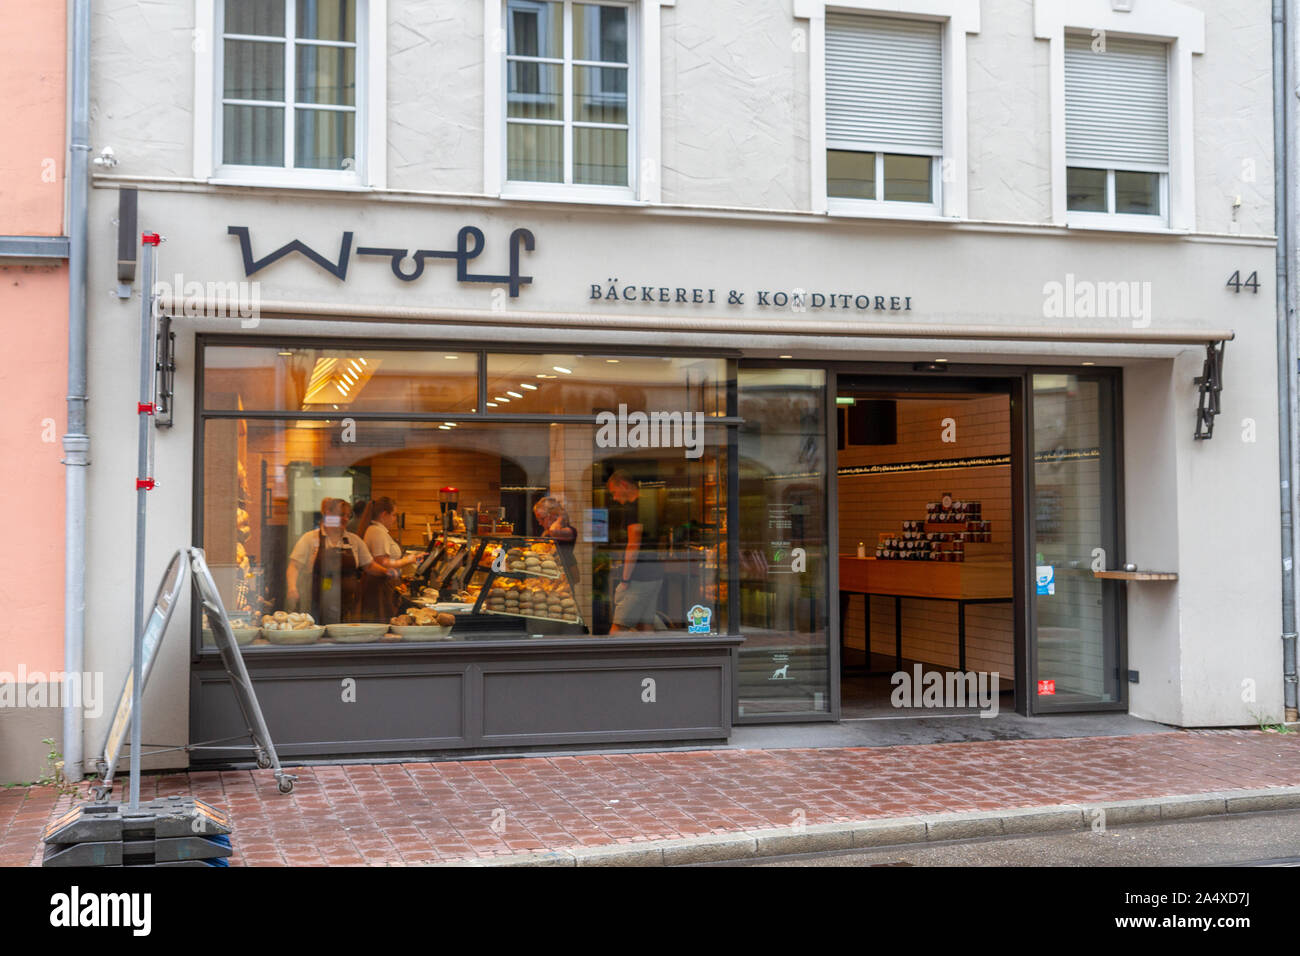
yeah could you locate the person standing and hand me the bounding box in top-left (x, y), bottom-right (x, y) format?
top-left (286, 498), bottom-right (391, 623)
top-left (358, 496), bottom-right (424, 621)
top-left (606, 470), bottom-right (664, 633)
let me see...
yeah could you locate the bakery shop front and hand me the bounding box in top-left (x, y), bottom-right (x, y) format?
top-left (81, 182), bottom-right (1279, 768)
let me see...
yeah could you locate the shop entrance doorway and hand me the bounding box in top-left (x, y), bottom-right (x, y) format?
top-left (835, 376), bottom-right (1019, 719)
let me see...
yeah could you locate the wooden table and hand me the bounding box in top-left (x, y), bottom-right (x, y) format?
top-left (839, 557), bottom-right (1015, 672)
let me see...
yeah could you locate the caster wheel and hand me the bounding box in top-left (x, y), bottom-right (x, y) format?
top-left (256, 753), bottom-right (272, 770)
top-left (277, 778), bottom-right (294, 794)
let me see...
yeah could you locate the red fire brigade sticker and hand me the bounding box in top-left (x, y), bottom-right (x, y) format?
top-left (1037, 679), bottom-right (1056, 696)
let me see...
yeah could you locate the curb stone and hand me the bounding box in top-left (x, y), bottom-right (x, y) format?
top-left (433, 786), bottom-right (1300, 867)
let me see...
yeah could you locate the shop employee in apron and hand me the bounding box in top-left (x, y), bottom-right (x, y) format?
top-left (358, 496), bottom-right (425, 621)
top-left (286, 498), bottom-right (393, 624)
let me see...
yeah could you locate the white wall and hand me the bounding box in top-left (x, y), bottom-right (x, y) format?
top-left (88, 0), bottom-right (1275, 230)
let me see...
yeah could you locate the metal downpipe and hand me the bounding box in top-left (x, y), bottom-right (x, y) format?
top-left (61, 0), bottom-right (91, 777)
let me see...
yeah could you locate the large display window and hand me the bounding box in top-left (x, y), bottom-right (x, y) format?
top-left (196, 342), bottom-right (730, 650)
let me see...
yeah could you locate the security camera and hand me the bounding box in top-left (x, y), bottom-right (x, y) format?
top-left (92, 146), bottom-right (118, 168)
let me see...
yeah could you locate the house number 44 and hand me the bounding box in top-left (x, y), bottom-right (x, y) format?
top-left (1226, 271), bottom-right (1259, 294)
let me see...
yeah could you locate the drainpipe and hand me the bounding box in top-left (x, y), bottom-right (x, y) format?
top-left (1275, 0), bottom-right (1299, 723)
top-left (62, 0), bottom-right (91, 777)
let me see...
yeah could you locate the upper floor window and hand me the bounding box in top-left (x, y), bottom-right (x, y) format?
top-left (504, 0), bottom-right (635, 194)
top-left (1064, 33), bottom-right (1169, 223)
top-left (214, 0), bottom-right (365, 184)
top-left (824, 14), bottom-right (943, 214)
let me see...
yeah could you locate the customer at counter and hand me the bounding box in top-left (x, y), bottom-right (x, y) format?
top-left (286, 497), bottom-right (394, 624)
top-left (358, 496), bottom-right (425, 621)
top-left (534, 496), bottom-right (579, 584)
top-left (606, 470), bottom-right (665, 633)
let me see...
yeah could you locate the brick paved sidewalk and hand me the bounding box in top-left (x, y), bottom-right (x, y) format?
top-left (4, 729), bottom-right (1298, 866)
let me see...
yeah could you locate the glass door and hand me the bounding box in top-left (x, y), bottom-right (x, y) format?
top-left (735, 368), bottom-right (832, 717)
top-left (1029, 373), bottom-right (1124, 711)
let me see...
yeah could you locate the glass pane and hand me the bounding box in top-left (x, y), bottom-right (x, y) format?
top-left (223, 39), bottom-right (285, 101)
top-left (737, 368), bottom-right (829, 716)
top-left (573, 127), bottom-right (628, 185)
top-left (882, 153), bottom-right (932, 203)
top-left (200, 418), bottom-right (724, 645)
top-left (508, 62), bottom-right (563, 119)
top-left (1067, 167), bottom-right (1107, 212)
top-left (574, 3), bottom-right (628, 62)
top-left (1032, 375), bottom-right (1119, 706)
top-left (508, 0), bottom-right (562, 58)
top-left (1115, 170), bottom-right (1159, 215)
top-left (485, 353), bottom-right (726, 417)
top-left (296, 43), bottom-right (355, 105)
top-left (507, 122), bottom-right (563, 182)
top-left (203, 346), bottom-right (479, 414)
top-left (296, 0), bottom-right (355, 42)
top-left (827, 150), bottom-right (874, 200)
top-left (574, 66), bottom-right (628, 124)
top-left (223, 104), bottom-right (285, 166)
top-left (226, 0), bottom-right (285, 37)
top-left (294, 108), bottom-right (355, 169)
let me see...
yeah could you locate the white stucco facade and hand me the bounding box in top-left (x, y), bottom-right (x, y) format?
top-left (76, 0), bottom-right (1285, 767)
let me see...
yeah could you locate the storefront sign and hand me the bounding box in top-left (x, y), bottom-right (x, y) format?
top-left (589, 281), bottom-right (913, 313)
top-left (227, 225), bottom-right (537, 297)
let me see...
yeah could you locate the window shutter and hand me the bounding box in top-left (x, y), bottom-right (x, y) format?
top-left (825, 14), bottom-right (943, 155)
top-left (1065, 34), bottom-right (1169, 169)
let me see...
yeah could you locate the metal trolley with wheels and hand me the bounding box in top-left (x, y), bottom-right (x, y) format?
top-left (93, 547), bottom-right (297, 799)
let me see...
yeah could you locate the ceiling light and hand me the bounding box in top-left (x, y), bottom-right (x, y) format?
top-left (444, 422), bottom-right (457, 427)
top-left (438, 425), bottom-right (452, 430)
top-left (357, 356), bottom-right (367, 366)
top-left (1082, 362), bottom-right (1096, 366)
top-left (606, 359), bottom-right (620, 364)
top-left (935, 358), bottom-right (949, 363)
top-left (779, 355), bottom-right (793, 359)
top-left (553, 366), bottom-right (572, 374)
top-left (507, 391), bottom-right (523, 399)
top-left (444, 354), bottom-right (459, 360)
top-left (487, 402), bottom-right (498, 407)
top-left (494, 396), bottom-right (510, 403)
top-left (277, 350), bottom-right (293, 357)
top-left (521, 383), bottom-right (538, 390)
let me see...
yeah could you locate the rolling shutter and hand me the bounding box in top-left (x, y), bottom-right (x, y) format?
top-left (826, 13), bottom-right (943, 155)
top-left (1065, 33), bottom-right (1169, 169)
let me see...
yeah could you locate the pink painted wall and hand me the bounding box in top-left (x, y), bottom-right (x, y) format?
top-left (0, 0), bottom-right (67, 675)
top-left (0, 0), bottom-right (66, 234)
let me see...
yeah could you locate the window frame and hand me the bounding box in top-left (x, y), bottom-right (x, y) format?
top-left (194, 0), bottom-right (388, 190)
top-left (1065, 165), bottom-right (1169, 228)
top-left (1034, 0), bottom-right (1203, 231)
top-left (484, 0), bottom-right (673, 205)
top-left (798, 0), bottom-right (980, 221)
top-left (503, 0), bottom-right (636, 197)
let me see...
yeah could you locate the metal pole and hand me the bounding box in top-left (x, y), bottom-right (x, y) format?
top-left (61, 0), bottom-right (91, 782)
top-left (1274, 0), bottom-right (1298, 722)
top-left (129, 236), bottom-right (159, 809)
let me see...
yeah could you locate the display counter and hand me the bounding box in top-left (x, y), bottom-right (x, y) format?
top-left (839, 556), bottom-right (1014, 672)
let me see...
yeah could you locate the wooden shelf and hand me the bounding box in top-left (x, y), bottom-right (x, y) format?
top-left (1093, 570), bottom-right (1178, 582)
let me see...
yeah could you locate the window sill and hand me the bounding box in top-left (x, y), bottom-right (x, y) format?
top-left (209, 168), bottom-right (369, 192)
top-left (826, 198), bottom-right (951, 223)
top-left (1066, 213), bottom-right (1185, 236)
top-left (500, 183), bottom-right (644, 206)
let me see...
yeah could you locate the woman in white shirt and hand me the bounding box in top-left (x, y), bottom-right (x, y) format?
top-left (358, 496), bottom-right (424, 621)
top-left (286, 497), bottom-right (393, 623)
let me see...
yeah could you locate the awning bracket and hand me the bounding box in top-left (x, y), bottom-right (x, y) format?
top-left (1194, 340), bottom-right (1225, 440)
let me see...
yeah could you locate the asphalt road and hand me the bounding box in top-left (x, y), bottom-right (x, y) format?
top-left (719, 809), bottom-right (1300, 867)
